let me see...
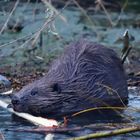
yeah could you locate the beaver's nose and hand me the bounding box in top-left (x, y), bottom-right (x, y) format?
top-left (11, 95), bottom-right (20, 105)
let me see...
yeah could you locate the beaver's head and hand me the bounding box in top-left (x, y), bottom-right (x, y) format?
top-left (11, 82), bottom-right (56, 116)
top-left (11, 77), bottom-right (80, 118)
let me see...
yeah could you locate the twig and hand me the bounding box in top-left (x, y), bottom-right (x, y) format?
top-left (31, 15), bottom-right (54, 47)
top-left (122, 30), bottom-right (129, 56)
top-left (73, 0), bottom-right (96, 27)
top-left (11, 14), bottom-right (58, 51)
top-left (95, 83), bottom-right (127, 107)
top-left (71, 107), bottom-right (126, 117)
top-left (31, 0), bottom-right (70, 47)
top-left (41, 0), bottom-right (67, 23)
top-left (96, 0), bottom-right (114, 26)
top-left (0, 33), bottom-right (33, 48)
top-left (69, 126), bottom-right (140, 140)
top-left (70, 106), bottom-right (140, 123)
top-left (96, 0), bottom-right (128, 27)
top-left (0, 0), bottom-right (19, 34)
top-left (121, 30), bottom-right (132, 64)
top-left (114, 0), bottom-right (128, 26)
top-left (122, 46), bottom-right (132, 64)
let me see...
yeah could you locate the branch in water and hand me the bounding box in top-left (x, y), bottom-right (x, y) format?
top-left (69, 126), bottom-right (140, 140)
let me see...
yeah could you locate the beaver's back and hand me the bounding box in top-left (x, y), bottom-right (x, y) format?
top-left (46, 40), bottom-right (128, 111)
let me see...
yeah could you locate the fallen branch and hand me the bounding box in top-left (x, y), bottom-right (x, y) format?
top-left (6, 124), bottom-right (115, 134)
top-left (7, 123), bottom-right (139, 134)
top-left (0, 99), bottom-right (58, 139)
top-left (69, 126), bottom-right (140, 140)
top-left (0, 99), bottom-right (58, 127)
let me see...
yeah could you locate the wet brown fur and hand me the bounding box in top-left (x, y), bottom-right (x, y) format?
top-left (11, 39), bottom-right (128, 117)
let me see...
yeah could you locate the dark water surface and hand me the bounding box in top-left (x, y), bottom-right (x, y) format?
top-left (0, 89), bottom-right (140, 140)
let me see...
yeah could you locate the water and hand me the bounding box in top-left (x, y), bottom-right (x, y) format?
top-left (0, 88), bottom-right (140, 140)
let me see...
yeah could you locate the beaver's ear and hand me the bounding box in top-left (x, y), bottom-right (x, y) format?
top-left (51, 83), bottom-right (61, 93)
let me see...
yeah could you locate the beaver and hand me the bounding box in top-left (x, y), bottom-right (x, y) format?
top-left (11, 39), bottom-right (128, 118)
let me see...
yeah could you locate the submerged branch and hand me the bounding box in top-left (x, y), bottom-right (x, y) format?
top-left (7, 123), bottom-right (140, 134)
top-left (69, 126), bottom-right (140, 140)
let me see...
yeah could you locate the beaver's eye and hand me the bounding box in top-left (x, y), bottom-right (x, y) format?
top-left (31, 88), bottom-right (38, 96)
top-left (51, 83), bottom-right (61, 93)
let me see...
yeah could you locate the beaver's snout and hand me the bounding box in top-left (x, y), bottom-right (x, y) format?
top-left (11, 95), bottom-right (23, 112)
top-left (11, 95), bottom-right (20, 105)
